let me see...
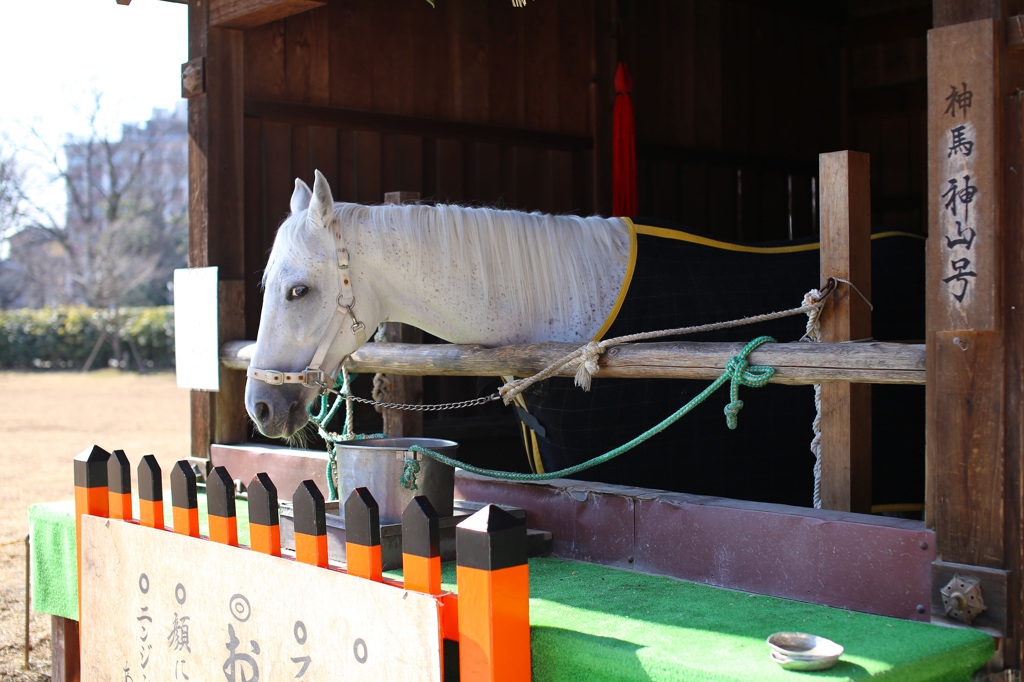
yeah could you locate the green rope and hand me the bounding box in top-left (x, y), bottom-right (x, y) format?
top-left (408, 335), bottom-right (777, 482)
top-left (307, 369), bottom-right (386, 500)
top-left (401, 457), bottom-right (421, 491)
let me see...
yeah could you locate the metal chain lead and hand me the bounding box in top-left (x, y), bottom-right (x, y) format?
top-left (313, 381), bottom-right (500, 411)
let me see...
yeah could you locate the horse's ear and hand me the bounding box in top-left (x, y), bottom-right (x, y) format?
top-left (307, 170), bottom-right (335, 230)
top-left (290, 178), bottom-right (312, 215)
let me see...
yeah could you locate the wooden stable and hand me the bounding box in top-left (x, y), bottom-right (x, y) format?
top-left (165, 0), bottom-right (1024, 674)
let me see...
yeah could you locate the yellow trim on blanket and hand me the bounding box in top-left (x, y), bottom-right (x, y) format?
top-left (592, 218), bottom-right (639, 342)
top-left (634, 223), bottom-right (925, 254)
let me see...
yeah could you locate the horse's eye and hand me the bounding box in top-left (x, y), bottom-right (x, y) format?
top-left (286, 285), bottom-right (309, 301)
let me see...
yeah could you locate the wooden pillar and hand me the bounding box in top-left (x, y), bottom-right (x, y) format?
top-left (818, 151), bottom-right (872, 513)
top-left (170, 461), bottom-right (200, 538)
top-left (381, 191), bottom-right (424, 437)
top-left (402, 496), bottom-right (442, 595)
top-left (138, 455), bottom-right (164, 530)
top-left (927, 7), bottom-right (1024, 668)
top-left (456, 504), bottom-right (530, 682)
top-left (294, 480), bottom-right (329, 568)
top-left (248, 473), bottom-right (281, 557)
top-left (73, 445), bottom-right (109, 682)
top-left (207, 466), bottom-right (238, 547)
top-left (106, 450), bottom-right (132, 521)
top-left (345, 487), bottom-right (383, 582)
top-left (187, 0), bottom-right (246, 460)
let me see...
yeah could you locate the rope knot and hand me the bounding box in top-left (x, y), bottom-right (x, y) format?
top-left (400, 456), bottom-right (421, 491)
top-left (574, 341), bottom-right (606, 391)
top-left (722, 336), bottom-right (776, 430)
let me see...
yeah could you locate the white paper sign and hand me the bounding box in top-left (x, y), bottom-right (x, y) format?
top-left (80, 517), bottom-right (443, 681)
top-left (173, 267), bottom-right (220, 391)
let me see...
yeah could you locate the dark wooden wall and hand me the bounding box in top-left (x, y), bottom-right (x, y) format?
top-left (240, 0), bottom-right (604, 339)
top-left (235, 0), bottom-right (934, 337)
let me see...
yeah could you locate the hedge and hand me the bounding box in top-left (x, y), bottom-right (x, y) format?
top-left (0, 306), bottom-right (175, 370)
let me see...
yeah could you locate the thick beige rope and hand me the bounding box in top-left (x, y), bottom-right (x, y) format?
top-left (499, 299), bottom-right (828, 405)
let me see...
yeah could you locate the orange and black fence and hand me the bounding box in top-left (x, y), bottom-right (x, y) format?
top-left (73, 444), bottom-right (531, 681)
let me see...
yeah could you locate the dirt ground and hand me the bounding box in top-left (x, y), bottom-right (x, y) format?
top-left (0, 370), bottom-right (191, 680)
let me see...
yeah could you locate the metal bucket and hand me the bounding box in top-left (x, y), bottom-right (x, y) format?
top-left (334, 437), bottom-right (457, 526)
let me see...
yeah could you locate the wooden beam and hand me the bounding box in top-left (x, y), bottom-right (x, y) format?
top-left (221, 339), bottom-right (926, 386)
top-left (209, 0), bottom-right (326, 30)
top-left (818, 151), bottom-right (872, 514)
top-left (188, 0), bottom-right (246, 460)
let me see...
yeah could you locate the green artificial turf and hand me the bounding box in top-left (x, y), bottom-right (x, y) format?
top-left (388, 558), bottom-right (993, 682)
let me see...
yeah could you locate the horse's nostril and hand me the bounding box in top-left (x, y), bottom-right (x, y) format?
top-left (255, 401), bottom-right (270, 424)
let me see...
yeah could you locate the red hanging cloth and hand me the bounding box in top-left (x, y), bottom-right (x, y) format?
top-left (612, 62), bottom-right (638, 217)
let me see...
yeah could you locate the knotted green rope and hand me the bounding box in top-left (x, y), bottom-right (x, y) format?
top-left (401, 457), bottom-right (421, 491)
top-left (307, 369), bottom-right (385, 500)
top-left (409, 336), bottom-right (777, 481)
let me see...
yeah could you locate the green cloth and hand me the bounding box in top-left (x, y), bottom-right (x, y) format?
top-left (384, 559), bottom-right (993, 682)
top-left (28, 494), bottom-right (250, 620)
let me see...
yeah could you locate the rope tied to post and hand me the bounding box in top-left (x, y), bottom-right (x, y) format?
top-left (722, 351), bottom-right (776, 429)
top-left (410, 335), bottom-right (778, 481)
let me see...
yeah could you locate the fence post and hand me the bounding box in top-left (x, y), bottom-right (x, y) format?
top-left (294, 480), bottom-right (328, 568)
top-left (402, 496), bottom-right (442, 595)
top-left (456, 504), bottom-right (530, 682)
top-left (345, 487), bottom-right (382, 582)
top-left (138, 455), bottom-right (164, 530)
top-left (74, 444), bottom-right (109, 681)
top-left (208, 466), bottom-right (238, 547)
top-left (248, 473), bottom-right (280, 557)
top-left (171, 461), bottom-right (200, 538)
top-left (106, 450), bottom-right (132, 521)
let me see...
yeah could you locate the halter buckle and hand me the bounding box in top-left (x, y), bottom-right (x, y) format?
top-left (262, 370), bottom-right (284, 385)
top-left (300, 368), bottom-right (326, 387)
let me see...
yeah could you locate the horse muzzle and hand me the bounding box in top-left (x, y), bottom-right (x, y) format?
top-left (245, 379), bottom-right (315, 438)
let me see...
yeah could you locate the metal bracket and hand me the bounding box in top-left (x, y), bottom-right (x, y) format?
top-left (932, 560), bottom-right (1009, 634)
top-left (940, 572), bottom-right (986, 624)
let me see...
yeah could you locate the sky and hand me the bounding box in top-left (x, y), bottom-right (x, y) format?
top-left (1, 0), bottom-right (187, 213)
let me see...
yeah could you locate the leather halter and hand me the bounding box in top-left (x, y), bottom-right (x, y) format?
top-left (247, 217), bottom-right (369, 391)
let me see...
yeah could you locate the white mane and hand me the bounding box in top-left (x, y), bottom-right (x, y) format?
top-left (272, 202), bottom-right (630, 334)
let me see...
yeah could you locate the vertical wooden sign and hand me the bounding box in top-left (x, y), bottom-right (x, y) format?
top-left (927, 20), bottom-right (1001, 332)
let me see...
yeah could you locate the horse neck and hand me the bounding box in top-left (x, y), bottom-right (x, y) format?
top-left (348, 204), bottom-right (631, 346)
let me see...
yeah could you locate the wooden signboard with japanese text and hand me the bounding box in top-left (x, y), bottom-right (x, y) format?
top-left (927, 19), bottom-right (1000, 332)
top-left (79, 516), bottom-right (443, 682)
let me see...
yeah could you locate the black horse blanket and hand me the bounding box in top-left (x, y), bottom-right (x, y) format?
top-left (511, 218), bottom-right (926, 508)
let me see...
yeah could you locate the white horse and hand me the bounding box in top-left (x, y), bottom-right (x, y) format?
top-left (245, 170), bottom-right (631, 439)
top-left (245, 170), bottom-right (926, 504)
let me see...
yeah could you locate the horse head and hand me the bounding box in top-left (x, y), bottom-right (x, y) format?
top-left (245, 170), bottom-right (379, 438)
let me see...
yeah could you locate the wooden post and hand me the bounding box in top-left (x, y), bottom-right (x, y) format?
top-left (138, 455), bottom-right (164, 531)
top-left (73, 445), bottom-right (108, 682)
top-left (402, 496), bottom-right (442, 595)
top-left (248, 473), bottom-right (281, 557)
top-left (818, 151), bottom-right (872, 513)
top-left (74, 446), bottom-right (109, 619)
top-left (381, 191), bottom-right (424, 438)
top-left (207, 466), bottom-right (238, 547)
top-left (106, 450), bottom-right (132, 521)
top-left (170, 461), bottom-right (200, 538)
top-left (345, 487), bottom-right (383, 582)
top-left (402, 495), bottom-right (448, 679)
top-left (926, 8), bottom-right (1024, 666)
top-left (187, 0), bottom-right (246, 461)
top-left (456, 504), bottom-right (530, 682)
top-left (294, 480), bottom-right (329, 568)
